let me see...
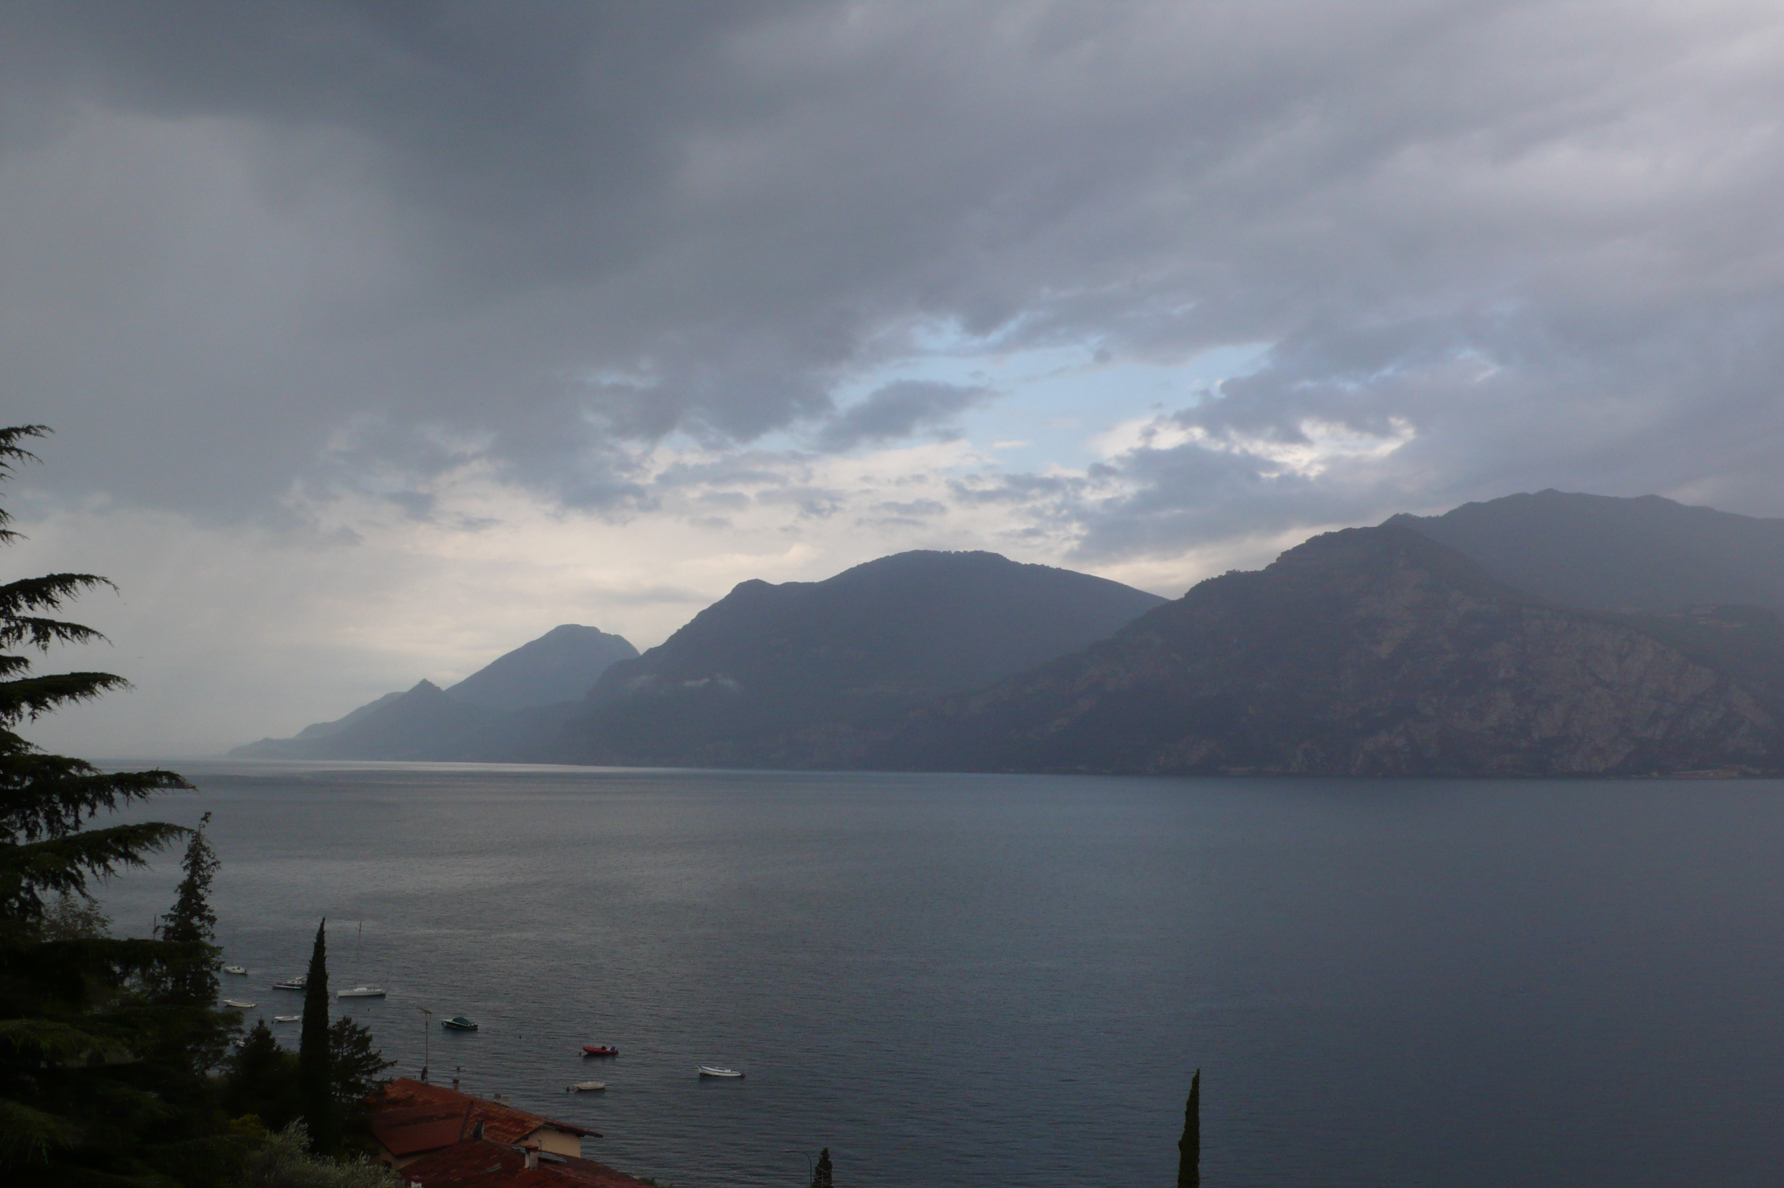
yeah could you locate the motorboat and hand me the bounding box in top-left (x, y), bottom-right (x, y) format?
top-left (440, 1015), bottom-right (478, 1032)
top-left (272, 975), bottom-right (307, 991)
top-left (569, 1081), bottom-right (606, 1093)
top-left (273, 1015), bottom-right (300, 1023)
top-left (223, 965), bottom-right (248, 976)
top-left (698, 1066), bottom-right (744, 1078)
top-left (581, 1045), bottom-right (619, 1057)
top-left (337, 986), bottom-right (387, 999)
top-left (223, 999), bottom-right (255, 1009)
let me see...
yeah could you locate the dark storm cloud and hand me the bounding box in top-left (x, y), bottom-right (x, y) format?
top-left (816, 380), bottom-right (993, 451)
top-left (4, 0), bottom-right (1784, 555)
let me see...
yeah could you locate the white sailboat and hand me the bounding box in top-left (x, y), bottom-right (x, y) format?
top-left (336, 922), bottom-right (387, 999)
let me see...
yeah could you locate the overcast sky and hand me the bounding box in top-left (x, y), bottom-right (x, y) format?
top-left (6, 1), bottom-right (1784, 755)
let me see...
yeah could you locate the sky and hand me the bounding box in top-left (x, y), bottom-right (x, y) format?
top-left (5, 1), bottom-right (1784, 755)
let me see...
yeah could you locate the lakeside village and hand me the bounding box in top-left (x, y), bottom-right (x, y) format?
top-left (219, 915), bottom-right (687, 1188)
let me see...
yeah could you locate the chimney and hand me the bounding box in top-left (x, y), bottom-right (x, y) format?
top-left (470, 1119), bottom-right (484, 1141)
top-left (523, 1142), bottom-right (540, 1171)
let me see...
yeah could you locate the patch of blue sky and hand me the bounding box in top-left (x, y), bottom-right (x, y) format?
top-left (822, 335), bottom-right (1274, 468)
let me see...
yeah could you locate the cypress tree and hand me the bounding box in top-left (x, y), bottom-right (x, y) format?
top-left (810, 1146), bottom-right (833, 1188)
top-left (298, 918), bottom-right (336, 1154)
top-left (1177, 1068), bottom-right (1200, 1188)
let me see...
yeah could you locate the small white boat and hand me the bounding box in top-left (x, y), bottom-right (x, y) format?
top-left (223, 999), bottom-right (256, 1009)
top-left (337, 986), bottom-right (387, 999)
top-left (273, 1015), bottom-right (300, 1023)
top-left (272, 975), bottom-right (307, 991)
top-left (698, 1066), bottom-right (744, 1078)
top-left (569, 1081), bottom-right (606, 1092)
top-left (223, 965), bottom-right (248, 975)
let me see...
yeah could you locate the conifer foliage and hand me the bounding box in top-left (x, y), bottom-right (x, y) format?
top-left (1177, 1068), bottom-right (1200, 1188)
top-left (299, 919), bottom-right (337, 1155)
top-left (0, 425), bottom-right (228, 1183)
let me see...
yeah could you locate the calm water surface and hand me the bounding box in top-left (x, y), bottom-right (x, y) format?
top-left (95, 763), bottom-right (1784, 1187)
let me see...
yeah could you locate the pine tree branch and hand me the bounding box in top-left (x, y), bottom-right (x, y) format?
top-left (0, 823), bottom-right (191, 915)
top-left (0, 741), bottom-right (195, 841)
top-left (0, 575), bottom-right (117, 627)
top-left (0, 673), bottom-right (132, 725)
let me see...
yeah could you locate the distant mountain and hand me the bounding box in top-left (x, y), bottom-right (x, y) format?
top-left (1389, 490), bottom-right (1784, 614)
top-left (879, 526), bottom-right (1784, 777)
top-left (233, 679), bottom-right (494, 761)
top-left (230, 623), bottom-right (636, 760)
top-left (554, 550), bottom-right (1168, 767)
top-left (446, 624), bottom-right (637, 711)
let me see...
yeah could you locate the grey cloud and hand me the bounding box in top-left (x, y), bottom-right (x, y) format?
top-left (872, 499), bottom-right (947, 517)
top-left (816, 380), bottom-right (994, 451)
top-left (0, 0), bottom-right (1782, 562)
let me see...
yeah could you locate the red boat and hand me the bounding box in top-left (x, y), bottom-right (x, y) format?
top-left (582, 1045), bottom-right (619, 1057)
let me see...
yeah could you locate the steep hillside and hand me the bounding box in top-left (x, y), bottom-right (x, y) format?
top-left (556, 550), bottom-right (1168, 767)
top-left (879, 526), bottom-right (1783, 777)
top-left (233, 679), bottom-right (493, 761)
top-left (231, 623), bottom-right (635, 759)
top-left (1389, 491), bottom-right (1784, 613)
top-left (447, 624), bottom-right (637, 711)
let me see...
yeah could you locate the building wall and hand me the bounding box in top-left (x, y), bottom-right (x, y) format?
top-left (535, 1126), bottom-right (583, 1159)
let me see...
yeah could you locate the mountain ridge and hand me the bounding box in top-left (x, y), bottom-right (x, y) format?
top-left (876, 524), bottom-right (1783, 777)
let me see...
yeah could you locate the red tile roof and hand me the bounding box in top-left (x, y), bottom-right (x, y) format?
top-left (399, 1139), bottom-right (658, 1188)
top-left (370, 1078), bottom-right (598, 1160)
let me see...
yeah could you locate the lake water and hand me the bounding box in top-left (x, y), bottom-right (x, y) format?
top-left (93, 762), bottom-right (1784, 1187)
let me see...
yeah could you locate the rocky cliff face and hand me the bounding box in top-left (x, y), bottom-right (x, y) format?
top-left (881, 526), bottom-right (1783, 777)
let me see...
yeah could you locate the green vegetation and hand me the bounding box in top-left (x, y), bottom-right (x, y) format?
top-left (299, 921), bottom-right (337, 1155)
top-left (810, 1146), bottom-right (833, 1187)
top-left (1177, 1068), bottom-right (1200, 1188)
top-left (0, 425), bottom-right (394, 1185)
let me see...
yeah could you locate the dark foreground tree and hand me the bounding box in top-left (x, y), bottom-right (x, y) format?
top-left (226, 1019), bottom-right (303, 1131)
top-left (1177, 1068), bottom-right (1200, 1188)
top-left (810, 1146), bottom-right (833, 1188)
top-left (225, 1014), bottom-right (393, 1140)
top-left (0, 425), bottom-right (245, 1183)
top-left (299, 919), bottom-right (336, 1154)
top-left (330, 1016), bottom-right (396, 1135)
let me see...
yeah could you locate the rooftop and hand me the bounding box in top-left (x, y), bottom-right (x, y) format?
top-left (370, 1078), bottom-right (598, 1159)
top-left (398, 1138), bottom-right (658, 1188)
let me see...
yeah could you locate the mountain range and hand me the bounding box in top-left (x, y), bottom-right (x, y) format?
top-left (230, 625), bottom-right (636, 760)
top-left (234, 491), bottom-right (1784, 776)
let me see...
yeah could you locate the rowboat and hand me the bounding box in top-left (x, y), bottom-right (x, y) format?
top-left (223, 965), bottom-right (248, 975)
top-left (273, 1015), bottom-right (300, 1023)
top-left (223, 999), bottom-right (255, 1009)
top-left (272, 975), bottom-right (307, 991)
top-left (698, 1066), bottom-right (744, 1078)
top-left (440, 1015), bottom-right (478, 1032)
top-left (582, 1045), bottom-right (619, 1057)
top-left (569, 1081), bottom-right (606, 1092)
top-left (337, 986), bottom-right (387, 999)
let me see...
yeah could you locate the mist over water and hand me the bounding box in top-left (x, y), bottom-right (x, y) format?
top-left (98, 763), bottom-right (1784, 1187)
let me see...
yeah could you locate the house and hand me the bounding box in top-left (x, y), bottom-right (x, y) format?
top-left (396, 1137), bottom-right (659, 1187)
top-left (369, 1078), bottom-right (598, 1170)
